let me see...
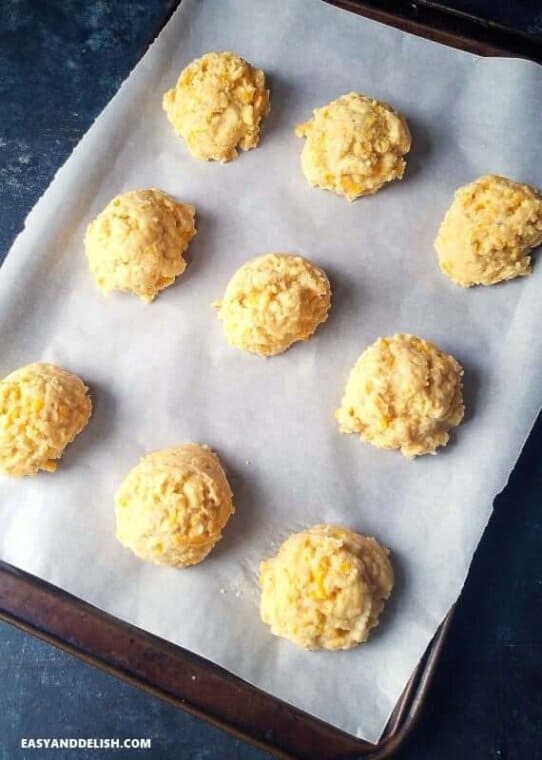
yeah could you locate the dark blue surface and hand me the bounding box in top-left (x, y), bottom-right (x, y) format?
top-left (1, 2), bottom-right (541, 758)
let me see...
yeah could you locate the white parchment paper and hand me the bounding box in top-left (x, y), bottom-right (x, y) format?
top-left (1, 0), bottom-right (542, 742)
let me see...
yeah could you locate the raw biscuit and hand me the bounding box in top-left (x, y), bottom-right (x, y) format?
top-left (259, 525), bottom-right (393, 650)
top-left (0, 362), bottom-right (92, 477)
top-left (435, 174), bottom-right (542, 287)
top-left (115, 444), bottom-right (234, 568)
top-left (214, 253), bottom-right (331, 356)
top-left (163, 51), bottom-right (270, 162)
top-left (85, 189), bottom-right (196, 303)
top-left (336, 334), bottom-right (464, 457)
top-left (295, 92), bottom-right (411, 201)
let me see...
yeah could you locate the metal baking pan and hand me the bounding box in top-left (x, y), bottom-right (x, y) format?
top-left (1, 2), bottom-right (540, 757)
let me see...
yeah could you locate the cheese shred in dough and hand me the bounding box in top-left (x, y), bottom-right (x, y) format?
top-left (336, 334), bottom-right (464, 457)
top-left (85, 189), bottom-right (196, 303)
top-left (260, 525), bottom-right (393, 650)
top-left (435, 174), bottom-right (542, 287)
top-left (115, 444), bottom-right (234, 568)
top-left (295, 92), bottom-right (411, 200)
top-left (0, 362), bottom-right (92, 477)
top-left (163, 51), bottom-right (270, 163)
top-left (214, 253), bottom-right (331, 357)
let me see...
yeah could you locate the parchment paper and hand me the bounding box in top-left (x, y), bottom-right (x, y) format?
top-left (1, 0), bottom-right (542, 743)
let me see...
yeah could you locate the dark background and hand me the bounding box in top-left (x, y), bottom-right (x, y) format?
top-left (1, 1), bottom-right (541, 758)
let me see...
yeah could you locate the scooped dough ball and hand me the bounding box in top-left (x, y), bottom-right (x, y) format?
top-left (0, 362), bottom-right (92, 477)
top-left (260, 525), bottom-right (393, 650)
top-left (295, 92), bottom-right (411, 201)
top-left (435, 175), bottom-right (542, 287)
top-left (336, 334), bottom-right (464, 457)
top-left (115, 444), bottom-right (234, 568)
top-left (163, 51), bottom-right (270, 163)
top-left (214, 253), bottom-right (331, 357)
top-left (85, 189), bottom-right (196, 303)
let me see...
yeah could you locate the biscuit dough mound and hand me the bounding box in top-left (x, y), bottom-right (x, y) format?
top-left (336, 334), bottom-right (464, 457)
top-left (260, 525), bottom-right (393, 650)
top-left (85, 189), bottom-right (196, 303)
top-left (163, 51), bottom-right (270, 162)
top-left (435, 175), bottom-right (542, 287)
top-left (115, 444), bottom-right (234, 568)
top-left (214, 253), bottom-right (331, 356)
top-left (295, 92), bottom-right (411, 201)
top-left (0, 362), bottom-right (92, 477)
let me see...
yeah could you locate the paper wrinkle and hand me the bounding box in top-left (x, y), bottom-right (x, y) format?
top-left (1, 0), bottom-right (542, 743)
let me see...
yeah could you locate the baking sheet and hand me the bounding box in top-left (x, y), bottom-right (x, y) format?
top-left (1, 0), bottom-right (542, 743)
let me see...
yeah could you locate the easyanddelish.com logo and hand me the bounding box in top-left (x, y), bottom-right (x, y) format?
top-left (20, 738), bottom-right (152, 750)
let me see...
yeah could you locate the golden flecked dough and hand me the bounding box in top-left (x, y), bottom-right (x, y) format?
top-left (0, 362), bottom-right (92, 477)
top-left (260, 525), bottom-right (393, 651)
top-left (163, 51), bottom-right (270, 163)
top-left (214, 253), bottom-right (331, 357)
top-left (336, 334), bottom-right (464, 457)
top-left (85, 189), bottom-right (196, 303)
top-left (435, 174), bottom-right (542, 287)
top-left (295, 92), bottom-right (411, 201)
top-left (115, 444), bottom-right (234, 568)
